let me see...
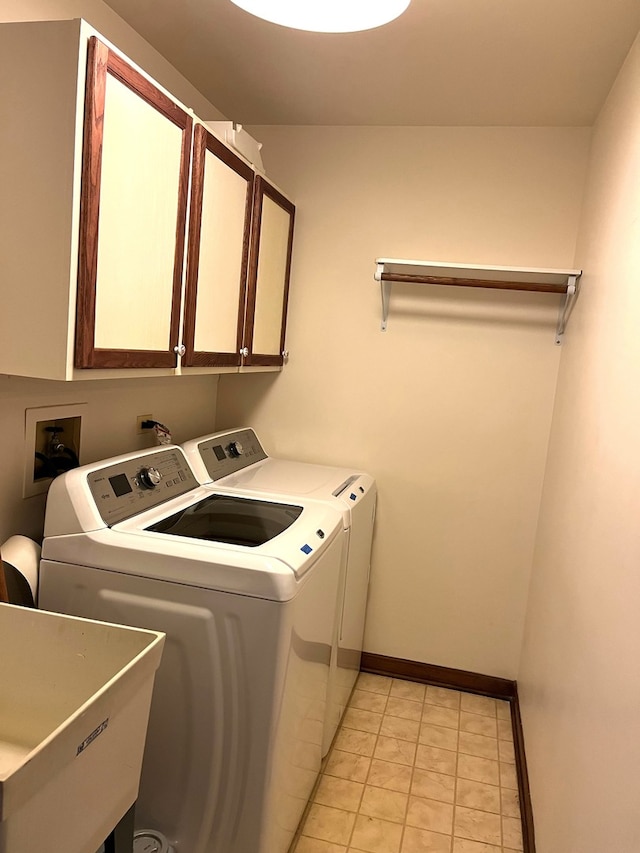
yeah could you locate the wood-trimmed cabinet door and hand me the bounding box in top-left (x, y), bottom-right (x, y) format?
top-left (75, 37), bottom-right (192, 369)
top-left (182, 125), bottom-right (254, 366)
top-left (242, 176), bottom-right (295, 368)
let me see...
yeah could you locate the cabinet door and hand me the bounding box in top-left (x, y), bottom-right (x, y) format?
top-left (182, 125), bottom-right (254, 367)
top-left (75, 37), bottom-right (192, 369)
top-left (243, 176), bottom-right (295, 367)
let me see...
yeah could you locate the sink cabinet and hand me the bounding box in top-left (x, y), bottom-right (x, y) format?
top-left (0, 19), bottom-right (294, 380)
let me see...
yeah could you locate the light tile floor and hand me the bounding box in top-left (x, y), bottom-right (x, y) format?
top-left (292, 673), bottom-right (523, 853)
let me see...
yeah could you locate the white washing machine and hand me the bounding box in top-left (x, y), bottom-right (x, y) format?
top-left (39, 445), bottom-right (344, 853)
top-left (182, 428), bottom-right (377, 755)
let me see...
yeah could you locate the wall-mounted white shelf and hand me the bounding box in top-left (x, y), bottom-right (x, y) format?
top-left (374, 258), bottom-right (582, 344)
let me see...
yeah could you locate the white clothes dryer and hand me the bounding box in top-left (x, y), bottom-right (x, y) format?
top-left (39, 445), bottom-right (343, 853)
top-left (182, 428), bottom-right (377, 755)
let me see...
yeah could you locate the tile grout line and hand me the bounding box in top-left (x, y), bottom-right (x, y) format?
top-left (397, 683), bottom-right (425, 853)
top-left (392, 686), bottom-right (412, 853)
top-left (496, 702), bottom-right (504, 850)
top-left (344, 677), bottom-right (391, 853)
top-left (351, 686), bottom-right (384, 851)
top-left (452, 691), bottom-right (463, 853)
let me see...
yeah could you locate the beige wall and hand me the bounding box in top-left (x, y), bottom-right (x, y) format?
top-left (518, 34), bottom-right (640, 853)
top-left (0, 0), bottom-right (220, 547)
top-left (216, 126), bottom-right (591, 678)
top-left (0, 0), bottom-right (225, 117)
top-left (0, 375), bottom-right (219, 544)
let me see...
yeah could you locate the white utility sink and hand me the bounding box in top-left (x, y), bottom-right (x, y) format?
top-left (0, 603), bottom-right (165, 853)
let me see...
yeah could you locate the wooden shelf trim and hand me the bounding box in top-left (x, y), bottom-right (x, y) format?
top-left (374, 258), bottom-right (582, 343)
top-left (379, 272), bottom-right (569, 294)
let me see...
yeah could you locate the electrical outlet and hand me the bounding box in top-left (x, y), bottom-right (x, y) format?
top-left (137, 414), bottom-right (153, 435)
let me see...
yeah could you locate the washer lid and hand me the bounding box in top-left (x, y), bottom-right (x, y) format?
top-left (145, 493), bottom-right (303, 547)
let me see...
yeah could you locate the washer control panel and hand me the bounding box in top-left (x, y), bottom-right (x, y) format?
top-left (88, 449), bottom-right (199, 525)
top-left (197, 428), bottom-right (267, 481)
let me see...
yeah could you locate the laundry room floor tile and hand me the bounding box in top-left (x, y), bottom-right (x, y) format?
top-left (291, 675), bottom-right (525, 853)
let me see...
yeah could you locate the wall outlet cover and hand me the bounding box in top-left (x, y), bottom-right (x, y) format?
top-left (137, 414), bottom-right (153, 435)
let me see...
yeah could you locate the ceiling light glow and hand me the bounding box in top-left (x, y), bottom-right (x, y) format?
top-left (230, 0), bottom-right (411, 33)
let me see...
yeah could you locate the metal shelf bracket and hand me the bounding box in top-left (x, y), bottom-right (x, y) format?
top-left (374, 262), bottom-right (390, 331)
top-left (555, 275), bottom-right (578, 345)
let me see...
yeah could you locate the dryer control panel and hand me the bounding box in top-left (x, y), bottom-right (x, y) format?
top-left (196, 428), bottom-right (268, 481)
top-left (88, 449), bottom-right (199, 526)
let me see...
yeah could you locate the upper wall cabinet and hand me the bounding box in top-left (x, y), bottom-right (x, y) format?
top-left (183, 132), bottom-right (295, 370)
top-left (242, 177), bottom-right (295, 368)
top-left (75, 37), bottom-right (192, 369)
top-left (183, 124), bottom-right (254, 368)
top-left (0, 19), bottom-right (295, 380)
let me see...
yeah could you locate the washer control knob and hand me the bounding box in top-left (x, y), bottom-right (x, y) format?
top-left (138, 466), bottom-right (162, 490)
top-left (227, 441), bottom-right (244, 458)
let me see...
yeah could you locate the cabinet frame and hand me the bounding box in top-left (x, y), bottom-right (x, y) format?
top-left (75, 37), bottom-right (193, 369)
top-left (242, 176), bottom-right (295, 368)
top-left (182, 125), bottom-right (254, 367)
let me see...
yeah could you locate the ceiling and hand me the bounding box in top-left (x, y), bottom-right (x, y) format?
top-left (103, 0), bottom-right (640, 126)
